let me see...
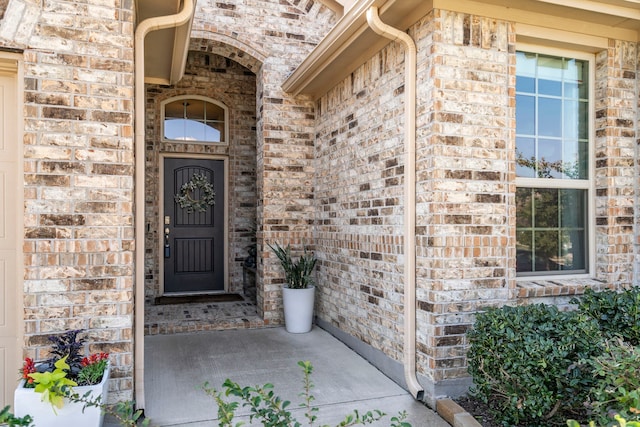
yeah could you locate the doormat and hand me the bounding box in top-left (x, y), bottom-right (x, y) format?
top-left (155, 294), bottom-right (244, 305)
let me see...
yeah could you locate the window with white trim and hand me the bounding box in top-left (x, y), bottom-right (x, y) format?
top-left (163, 96), bottom-right (227, 143)
top-left (515, 49), bottom-right (593, 276)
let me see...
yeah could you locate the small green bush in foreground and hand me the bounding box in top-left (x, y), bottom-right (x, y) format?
top-left (204, 360), bottom-right (412, 427)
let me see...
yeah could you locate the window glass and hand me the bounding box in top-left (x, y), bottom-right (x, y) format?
top-left (516, 188), bottom-right (587, 274)
top-left (164, 98), bottom-right (226, 143)
top-left (538, 98), bottom-right (562, 137)
top-left (515, 53), bottom-right (589, 181)
top-left (515, 51), bottom-right (590, 276)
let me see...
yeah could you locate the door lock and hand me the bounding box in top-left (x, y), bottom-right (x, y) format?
top-left (164, 226), bottom-right (171, 258)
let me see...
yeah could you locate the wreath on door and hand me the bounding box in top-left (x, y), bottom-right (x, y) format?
top-left (175, 172), bottom-right (216, 213)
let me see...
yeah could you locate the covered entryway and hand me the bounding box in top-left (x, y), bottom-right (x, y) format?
top-left (143, 46), bottom-right (261, 335)
top-left (0, 55), bottom-right (21, 408)
top-left (162, 157), bottom-right (226, 294)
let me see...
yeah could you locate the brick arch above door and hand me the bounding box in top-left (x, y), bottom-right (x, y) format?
top-left (189, 35), bottom-right (265, 74)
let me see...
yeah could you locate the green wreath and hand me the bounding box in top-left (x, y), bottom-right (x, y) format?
top-left (175, 172), bottom-right (216, 213)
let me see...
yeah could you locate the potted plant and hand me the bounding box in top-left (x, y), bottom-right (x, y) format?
top-left (14, 330), bottom-right (110, 427)
top-left (268, 242), bottom-right (317, 333)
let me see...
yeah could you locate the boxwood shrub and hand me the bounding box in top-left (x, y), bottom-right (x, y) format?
top-left (467, 304), bottom-right (603, 426)
top-left (570, 287), bottom-right (640, 346)
top-left (579, 338), bottom-right (640, 425)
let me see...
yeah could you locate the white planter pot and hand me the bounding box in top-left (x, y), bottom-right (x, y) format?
top-left (282, 285), bottom-right (315, 333)
top-left (14, 363), bottom-right (110, 427)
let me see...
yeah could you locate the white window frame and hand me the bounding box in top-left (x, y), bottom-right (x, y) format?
top-left (515, 43), bottom-right (596, 280)
top-left (161, 95), bottom-right (229, 145)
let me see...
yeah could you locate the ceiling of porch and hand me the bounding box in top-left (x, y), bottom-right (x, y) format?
top-left (135, 0), bottom-right (196, 85)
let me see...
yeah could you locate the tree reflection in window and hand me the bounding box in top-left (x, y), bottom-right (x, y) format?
top-left (164, 98), bottom-right (226, 143)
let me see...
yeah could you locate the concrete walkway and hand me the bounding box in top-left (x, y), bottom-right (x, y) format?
top-left (131, 327), bottom-right (450, 426)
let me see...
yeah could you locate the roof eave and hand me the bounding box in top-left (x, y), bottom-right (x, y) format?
top-left (283, 0), bottom-right (640, 99)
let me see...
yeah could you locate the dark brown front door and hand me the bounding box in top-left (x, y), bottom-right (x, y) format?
top-left (163, 157), bottom-right (225, 293)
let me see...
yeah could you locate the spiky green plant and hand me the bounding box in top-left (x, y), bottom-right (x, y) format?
top-left (268, 243), bottom-right (317, 289)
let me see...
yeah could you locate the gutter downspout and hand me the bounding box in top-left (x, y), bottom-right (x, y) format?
top-left (133, 0), bottom-right (195, 408)
top-left (366, 6), bottom-right (424, 401)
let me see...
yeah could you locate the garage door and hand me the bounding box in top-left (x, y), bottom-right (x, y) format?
top-left (0, 57), bottom-right (20, 409)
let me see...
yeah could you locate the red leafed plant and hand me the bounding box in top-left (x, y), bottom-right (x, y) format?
top-left (19, 357), bottom-right (36, 385)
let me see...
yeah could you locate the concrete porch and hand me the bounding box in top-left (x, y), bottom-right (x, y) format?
top-left (133, 327), bottom-right (450, 426)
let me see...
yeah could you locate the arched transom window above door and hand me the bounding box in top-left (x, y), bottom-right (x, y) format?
top-left (162, 96), bottom-right (228, 144)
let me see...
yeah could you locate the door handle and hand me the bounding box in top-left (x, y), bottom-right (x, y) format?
top-left (164, 227), bottom-right (171, 258)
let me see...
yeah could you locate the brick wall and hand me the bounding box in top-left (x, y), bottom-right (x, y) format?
top-left (314, 9), bottom-right (514, 389)
top-left (416, 9), bottom-right (515, 383)
top-left (313, 6), bottom-right (639, 397)
top-left (19, 0), bottom-right (136, 401)
top-left (314, 35), bottom-right (408, 361)
top-left (594, 40), bottom-right (638, 285)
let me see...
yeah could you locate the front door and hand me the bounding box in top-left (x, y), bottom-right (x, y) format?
top-left (163, 157), bottom-right (225, 294)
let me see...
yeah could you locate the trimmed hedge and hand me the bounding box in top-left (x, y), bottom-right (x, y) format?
top-left (571, 287), bottom-right (640, 346)
top-left (467, 304), bottom-right (602, 426)
top-left (467, 287), bottom-right (640, 427)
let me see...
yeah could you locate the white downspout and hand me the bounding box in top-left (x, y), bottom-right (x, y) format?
top-left (366, 6), bottom-right (424, 401)
top-left (133, 0), bottom-right (195, 408)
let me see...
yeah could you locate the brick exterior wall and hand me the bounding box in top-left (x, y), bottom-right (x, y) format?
top-left (6, 0), bottom-right (136, 401)
top-left (594, 40), bottom-right (638, 285)
top-left (314, 28), bottom-right (408, 362)
top-left (313, 6), bottom-right (638, 397)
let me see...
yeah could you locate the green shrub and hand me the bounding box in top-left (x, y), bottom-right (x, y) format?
top-left (0, 406), bottom-right (33, 427)
top-left (567, 414), bottom-right (640, 427)
top-left (204, 360), bottom-right (411, 427)
top-left (467, 304), bottom-right (603, 426)
top-left (571, 287), bottom-right (640, 345)
top-left (578, 338), bottom-right (640, 425)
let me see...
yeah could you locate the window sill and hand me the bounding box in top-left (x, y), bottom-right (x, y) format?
top-left (516, 278), bottom-right (614, 299)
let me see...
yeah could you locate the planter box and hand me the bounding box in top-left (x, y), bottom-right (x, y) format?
top-left (14, 363), bottom-right (110, 427)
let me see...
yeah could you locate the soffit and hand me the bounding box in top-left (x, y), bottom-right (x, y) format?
top-left (135, 0), bottom-right (196, 85)
top-left (282, 0), bottom-right (640, 99)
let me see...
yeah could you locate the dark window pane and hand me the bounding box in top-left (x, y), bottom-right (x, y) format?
top-left (578, 140), bottom-right (588, 179)
top-left (516, 187), bottom-right (533, 227)
top-left (516, 187), bottom-right (588, 275)
top-left (578, 101), bottom-right (588, 139)
top-left (534, 188), bottom-right (559, 228)
top-left (562, 230), bottom-right (586, 270)
top-left (516, 229), bottom-right (535, 273)
top-left (534, 230), bottom-right (560, 271)
top-left (560, 189), bottom-right (585, 228)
